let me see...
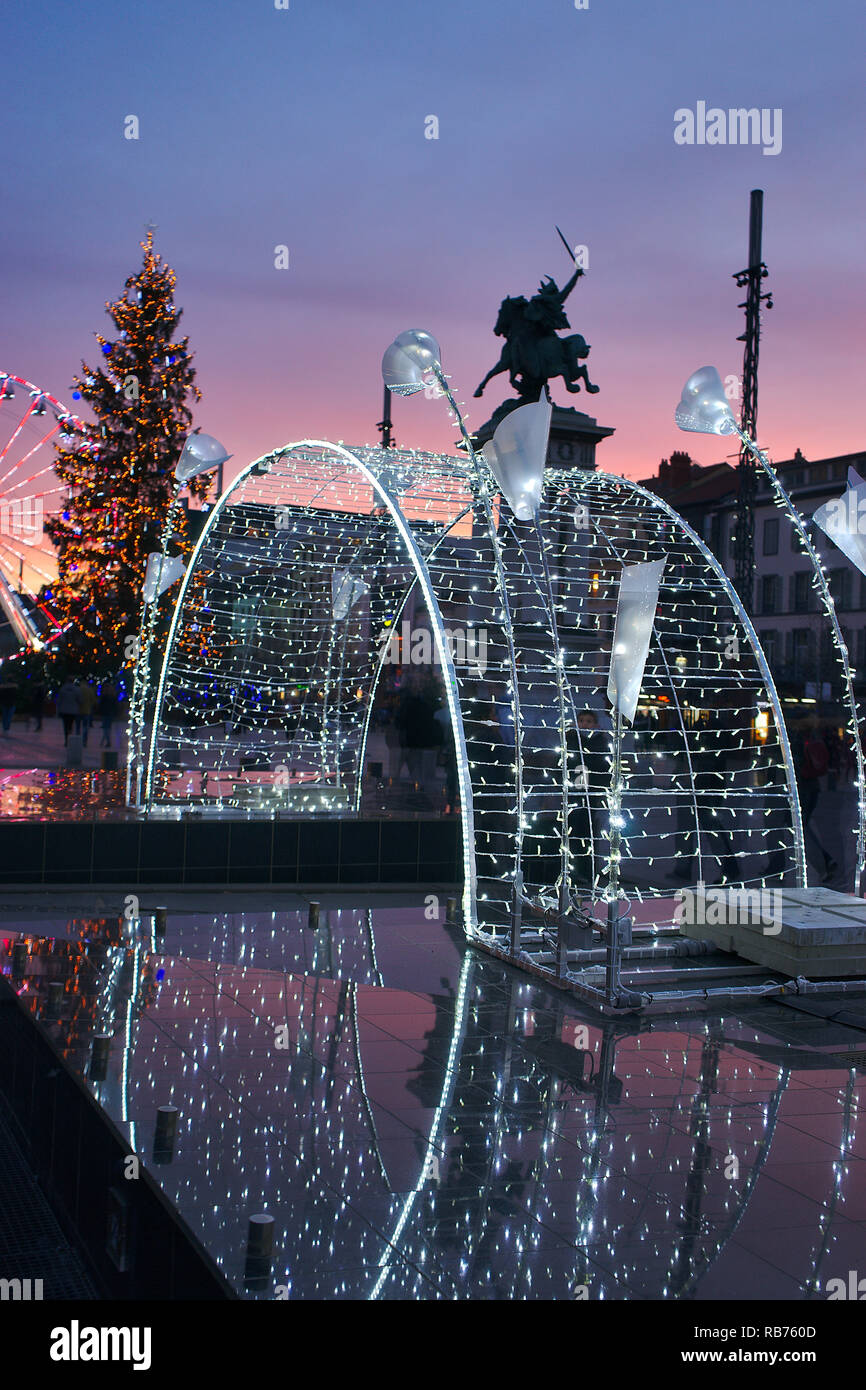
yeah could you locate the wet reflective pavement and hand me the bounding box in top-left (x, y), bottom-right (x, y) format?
top-left (1, 890), bottom-right (865, 1300)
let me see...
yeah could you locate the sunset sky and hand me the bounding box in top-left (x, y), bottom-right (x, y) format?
top-left (3, 0), bottom-right (864, 487)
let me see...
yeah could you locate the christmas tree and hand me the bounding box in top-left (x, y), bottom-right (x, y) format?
top-left (47, 230), bottom-right (207, 676)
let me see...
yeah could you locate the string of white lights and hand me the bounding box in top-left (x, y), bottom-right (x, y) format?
top-left (143, 444), bottom-right (802, 951)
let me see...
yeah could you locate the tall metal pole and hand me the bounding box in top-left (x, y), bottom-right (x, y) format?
top-left (733, 189), bottom-right (773, 615)
top-left (377, 383), bottom-right (394, 450)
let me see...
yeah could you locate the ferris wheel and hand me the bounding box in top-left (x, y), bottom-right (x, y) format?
top-left (0, 372), bottom-right (86, 651)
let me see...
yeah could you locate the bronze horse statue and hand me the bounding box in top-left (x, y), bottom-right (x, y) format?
top-left (474, 269), bottom-right (599, 402)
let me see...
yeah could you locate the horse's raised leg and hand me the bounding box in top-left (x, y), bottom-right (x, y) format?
top-left (474, 361), bottom-right (506, 398)
top-left (572, 364), bottom-right (599, 394)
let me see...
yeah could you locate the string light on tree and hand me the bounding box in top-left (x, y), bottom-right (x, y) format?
top-left (48, 229), bottom-right (209, 676)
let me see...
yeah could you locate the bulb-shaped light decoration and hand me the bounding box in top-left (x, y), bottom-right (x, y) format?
top-left (143, 552), bottom-right (186, 604)
top-left (607, 559), bottom-right (665, 725)
top-left (675, 366), bottom-right (737, 436)
top-left (332, 569), bottom-right (369, 621)
top-left (813, 468), bottom-right (866, 577)
top-left (481, 395), bottom-right (552, 521)
top-left (381, 330), bottom-right (442, 396)
top-left (175, 432), bottom-right (232, 483)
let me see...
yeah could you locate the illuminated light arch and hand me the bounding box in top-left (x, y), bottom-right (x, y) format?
top-left (144, 440), bottom-right (479, 928)
top-left (145, 443), bottom-right (804, 944)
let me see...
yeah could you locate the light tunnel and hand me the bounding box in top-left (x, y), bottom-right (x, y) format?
top-left (145, 440), bottom-right (805, 942)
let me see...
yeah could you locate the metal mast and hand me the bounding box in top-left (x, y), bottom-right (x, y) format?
top-left (376, 382), bottom-right (394, 449)
top-left (733, 189), bottom-right (773, 614)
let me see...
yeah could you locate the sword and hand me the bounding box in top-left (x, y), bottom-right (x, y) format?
top-left (555, 225), bottom-right (581, 268)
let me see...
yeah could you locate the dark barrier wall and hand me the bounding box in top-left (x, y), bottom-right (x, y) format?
top-left (0, 979), bottom-right (233, 1300)
top-left (0, 818), bottom-right (461, 886)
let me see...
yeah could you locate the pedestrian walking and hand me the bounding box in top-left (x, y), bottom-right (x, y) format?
top-left (98, 681), bottom-right (118, 748)
top-left (395, 672), bottom-right (441, 790)
top-left (434, 698), bottom-right (458, 813)
top-left (380, 689), bottom-right (405, 783)
top-left (78, 678), bottom-right (97, 746)
top-left (30, 679), bottom-right (46, 731)
top-left (56, 678), bottom-right (80, 747)
top-left (795, 723), bottom-right (837, 882)
top-left (0, 679), bottom-right (16, 734)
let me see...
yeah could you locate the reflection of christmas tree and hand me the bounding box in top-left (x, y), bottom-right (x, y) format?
top-left (47, 231), bottom-right (208, 675)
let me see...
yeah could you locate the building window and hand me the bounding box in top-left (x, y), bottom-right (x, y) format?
top-left (760, 575), bottom-right (779, 614)
top-left (793, 571), bottom-right (812, 613)
top-left (792, 629), bottom-right (812, 672)
top-left (760, 629), bottom-right (778, 663)
top-left (830, 568), bottom-right (852, 611)
top-left (762, 517), bottom-right (779, 556)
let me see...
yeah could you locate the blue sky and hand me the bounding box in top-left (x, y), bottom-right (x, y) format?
top-left (2, 0), bottom-right (864, 479)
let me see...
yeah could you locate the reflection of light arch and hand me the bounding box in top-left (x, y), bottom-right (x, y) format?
top-left (2, 920), bottom-right (853, 1300)
top-left (668, 1060), bottom-right (789, 1298)
top-left (368, 950), bottom-right (473, 1300)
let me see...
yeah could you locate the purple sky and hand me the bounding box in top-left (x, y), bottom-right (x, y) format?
top-left (2, 0), bottom-right (864, 485)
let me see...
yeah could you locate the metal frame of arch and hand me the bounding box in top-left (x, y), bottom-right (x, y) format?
top-left (144, 442), bottom-right (810, 1002)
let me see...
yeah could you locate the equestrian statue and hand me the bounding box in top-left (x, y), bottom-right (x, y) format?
top-left (474, 267), bottom-right (599, 405)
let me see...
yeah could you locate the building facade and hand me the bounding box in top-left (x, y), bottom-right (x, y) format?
top-left (640, 446), bottom-right (866, 708)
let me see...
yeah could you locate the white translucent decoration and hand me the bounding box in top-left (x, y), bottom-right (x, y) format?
top-left (675, 366), bottom-right (737, 437)
top-left (381, 330), bottom-right (442, 396)
top-left (332, 569), bottom-right (369, 620)
top-left (607, 559), bottom-right (666, 724)
top-left (812, 469), bottom-right (866, 578)
top-left (143, 552), bottom-right (185, 603)
top-left (481, 396), bottom-right (552, 521)
top-left (175, 432), bottom-right (231, 483)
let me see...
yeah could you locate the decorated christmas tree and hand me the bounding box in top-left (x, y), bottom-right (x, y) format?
top-left (47, 230), bottom-right (207, 675)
